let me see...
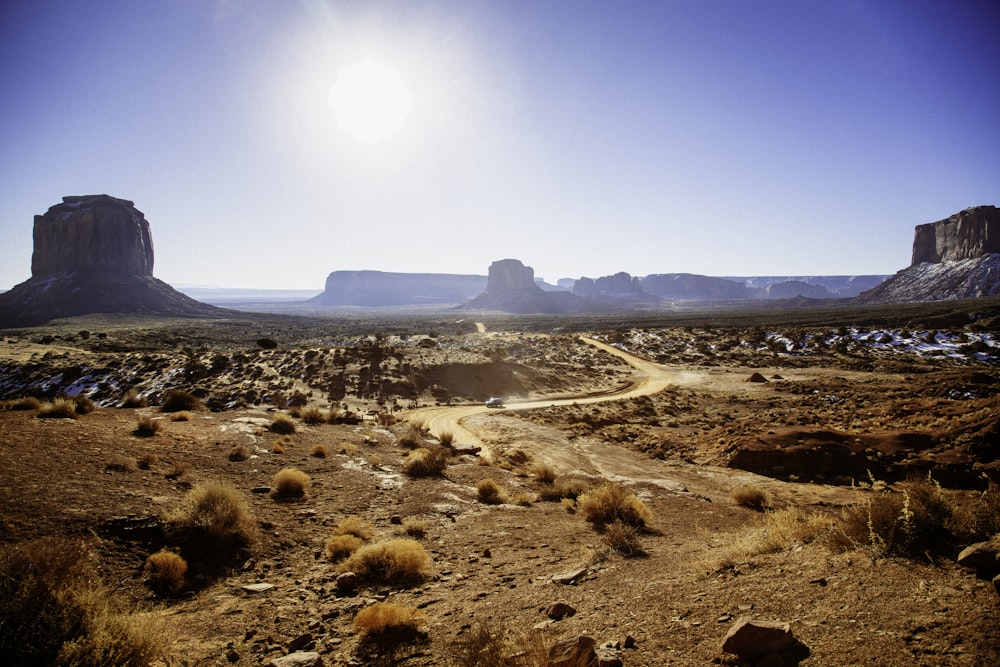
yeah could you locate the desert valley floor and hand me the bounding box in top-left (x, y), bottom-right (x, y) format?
top-left (2, 303), bottom-right (1000, 666)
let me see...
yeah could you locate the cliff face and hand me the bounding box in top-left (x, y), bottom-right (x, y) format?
top-left (911, 206), bottom-right (1000, 264)
top-left (0, 195), bottom-right (226, 327)
top-left (640, 273), bottom-right (749, 300)
top-left (462, 259), bottom-right (584, 313)
top-left (32, 195), bottom-right (155, 277)
top-left (313, 271), bottom-right (486, 306)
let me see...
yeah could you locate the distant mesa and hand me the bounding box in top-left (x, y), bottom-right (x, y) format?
top-left (461, 259), bottom-right (584, 313)
top-left (859, 205), bottom-right (1000, 304)
top-left (0, 195), bottom-right (227, 327)
top-left (312, 270), bottom-right (486, 307)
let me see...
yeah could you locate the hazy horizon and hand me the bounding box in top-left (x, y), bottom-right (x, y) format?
top-left (2, 1), bottom-right (998, 291)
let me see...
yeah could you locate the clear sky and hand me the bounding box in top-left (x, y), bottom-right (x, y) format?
top-left (1, 0), bottom-right (998, 290)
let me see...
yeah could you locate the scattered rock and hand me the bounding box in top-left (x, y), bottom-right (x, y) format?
top-left (548, 635), bottom-right (597, 667)
top-left (746, 372), bottom-right (769, 383)
top-left (267, 652), bottom-right (323, 667)
top-left (957, 539), bottom-right (1000, 579)
top-left (551, 567), bottom-right (587, 585)
top-left (623, 635), bottom-right (637, 649)
top-left (722, 617), bottom-right (810, 664)
top-left (546, 602), bottom-right (577, 620)
top-left (287, 633), bottom-right (314, 652)
top-left (242, 583), bottom-right (275, 593)
top-left (390, 515), bottom-right (403, 525)
top-left (335, 571), bottom-right (359, 595)
top-left (595, 644), bottom-right (623, 667)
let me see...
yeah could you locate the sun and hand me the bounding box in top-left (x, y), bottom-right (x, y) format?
top-left (328, 58), bottom-right (412, 144)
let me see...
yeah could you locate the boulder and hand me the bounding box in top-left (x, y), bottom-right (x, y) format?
top-left (912, 205), bottom-right (1000, 264)
top-left (267, 652), bottom-right (322, 667)
top-left (546, 602), bottom-right (577, 620)
top-left (548, 635), bottom-right (597, 667)
top-left (721, 617), bottom-right (809, 664)
top-left (957, 539), bottom-right (1000, 579)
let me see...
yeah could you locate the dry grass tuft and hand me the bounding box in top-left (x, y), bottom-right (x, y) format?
top-left (71, 394), bottom-right (95, 415)
top-left (227, 445), bottom-right (249, 462)
top-left (167, 481), bottom-right (259, 564)
top-left (9, 396), bottom-right (42, 411)
top-left (398, 518), bottom-right (429, 538)
top-left (353, 601), bottom-right (426, 644)
top-left (133, 415), bottom-right (162, 437)
top-left (538, 477), bottom-right (590, 502)
top-left (325, 534), bottom-right (364, 562)
top-left (578, 482), bottom-right (653, 529)
top-left (731, 484), bottom-right (769, 511)
top-left (447, 620), bottom-right (548, 667)
top-left (120, 389), bottom-right (147, 408)
top-left (270, 467), bottom-right (310, 500)
top-left (332, 516), bottom-right (376, 542)
top-left (508, 492), bottom-right (535, 507)
top-left (300, 406), bottom-right (327, 424)
top-left (169, 410), bottom-right (192, 422)
top-left (709, 507), bottom-right (833, 572)
top-left (339, 442), bottom-right (359, 456)
top-left (438, 430), bottom-right (455, 447)
top-left (143, 549), bottom-right (187, 596)
top-left (398, 422), bottom-right (426, 449)
top-left (476, 479), bottom-right (507, 505)
top-left (309, 443), bottom-right (329, 458)
top-left (530, 463), bottom-right (557, 485)
top-left (402, 447), bottom-right (449, 477)
top-left (136, 452), bottom-right (159, 470)
top-left (603, 520), bottom-right (646, 557)
top-left (36, 398), bottom-right (78, 419)
top-left (338, 539), bottom-right (431, 585)
top-left (269, 413), bottom-right (297, 435)
top-left (160, 389), bottom-right (202, 413)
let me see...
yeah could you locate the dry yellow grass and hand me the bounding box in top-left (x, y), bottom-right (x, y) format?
top-left (731, 484), bottom-right (769, 511)
top-left (270, 467), bottom-right (310, 500)
top-left (352, 601), bottom-right (426, 643)
top-left (143, 549), bottom-right (187, 595)
top-left (338, 539), bottom-right (431, 585)
top-left (168, 482), bottom-right (259, 562)
top-left (332, 516), bottom-right (375, 542)
top-left (269, 413), bottom-right (297, 435)
top-left (402, 447), bottom-right (449, 477)
top-left (309, 443), bottom-right (329, 458)
top-left (476, 479), bottom-right (507, 505)
top-left (707, 507), bottom-right (834, 572)
top-left (578, 482), bottom-right (653, 529)
top-left (324, 534), bottom-right (363, 561)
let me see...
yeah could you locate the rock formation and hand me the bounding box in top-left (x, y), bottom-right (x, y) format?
top-left (312, 270), bottom-right (486, 307)
top-left (0, 195), bottom-right (227, 327)
top-left (859, 205), bottom-right (1000, 304)
top-left (640, 273), bottom-right (749, 300)
top-left (912, 206), bottom-right (1000, 264)
top-left (461, 259), bottom-right (583, 313)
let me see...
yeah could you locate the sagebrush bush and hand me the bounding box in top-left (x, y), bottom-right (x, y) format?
top-left (402, 447), bottom-right (449, 477)
top-left (269, 413), bottom-right (297, 435)
top-left (578, 482), bottom-right (653, 529)
top-left (270, 467), bottom-right (310, 500)
top-left (398, 518), bottom-right (428, 538)
top-left (72, 394), bottom-right (96, 415)
top-left (121, 389), bottom-right (147, 408)
top-left (338, 539), bottom-right (431, 585)
top-left (398, 422), bottom-right (426, 449)
top-left (603, 520), bottom-right (645, 557)
top-left (136, 452), bottom-right (159, 470)
top-left (160, 390), bottom-right (202, 413)
top-left (227, 445), bottom-right (249, 462)
top-left (0, 538), bottom-right (162, 666)
top-left (476, 479), bottom-right (507, 505)
top-left (353, 601), bottom-right (426, 644)
top-left (133, 416), bottom-right (162, 437)
top-left (332, 516), bottom-right (375, 542)
top-left (309, 444), bottom-right (329, 458)
top-left (168, 482), bottom-right (259, 564)
top-left (170, 410), bottom-right (192, 422)
top-left (538, 477), bottom-right (589, 502)
top-left (731, 484), bottom-right (769, 511)
top-left (36, 398), bottom-right (78, 419)
top-left (325, 534), bottom-right (364, 562)
top-left (143, 550), bottom-right (187, 596)
top-left (300, 406), bottom-right (327, 424)
top-left (530, 463), bottom-right (557, 485)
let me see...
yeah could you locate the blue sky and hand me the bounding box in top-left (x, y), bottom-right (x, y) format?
top-left (1, 0), bottom-right (997, 290)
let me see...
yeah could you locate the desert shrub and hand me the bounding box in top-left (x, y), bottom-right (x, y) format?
top-left (353, 601), bottom-right (426, 644)
top-left (9, 396), bottom-right (42, 411)
top-left (447, 620), bottom-right (548, 667)
top-left (603, 520), bottom-right (645, 557)
top-left (829, 476), bottom-right (953, 559)
top-left (950, 489), bottom-right (1000, 542)
top-left (530, 463), bottom-right (557, 485)
top-left (508, 492), bottom-right (535, 507)
top-left (731, 484), bottom-right (769, 511)
top-left (163, 461), bottom-right (193, 480)
top-left (269, 413), bottom-right (297, 435)
top-left (438, 431), bottom-right (455, 447)
top-left (105, 457), bottom-right (134, 473)
top-left (538, 477), bottom-right (590, 502)
top-left (271, 441), bottom-right (285, 454)
top-left (71, 394), bottom-right (96, 415)
top-left (338, 539), bottom-right (431, 585)
top-left (227, 445), bottom-right (249, 462)
top-left (309, 444), bottom-right (328, 458)
top-left (256, 337), bottom-right (278, 350)
top-left (169, 410), bottom-right (192, 422)
top-left (402, 447), bottom-right (449, 477)
top-left (332, 516), bottom-right (376, 542)
top-left (368, 454), bottom-right (383, 466)
top-left (160, 390), bottom-right (202, 413)
top-left (133, 416), bottom-right (162, 437)
top-left (143, 550), bottom-right (187, 596)
top-left (339, 442), bottom-right (359, 456)
top-left (0, 538), bottom-right (162, 667)
top-left (710, 508), bottom-right (833, 572)
top-left (270, 467), bottom-right (310, 500)
top-left (325, 534), bottom-right (364, 562)
top-left (36, 398), bottom-right (78, 419)
top-left (300, 406), bottom-right (327, 424)
top-left (120, 390), bottom-right (147, 408)
top-left (476, 479), bottom-right (507, 505)
top-left (168, 482), bottom-right (258, 564)
top-left (578, 482), bottom-right (653, 529)
top-left (398, 518), bottom-right (429, 538)
top-left (136, 452), bottom-right (159, 470)
top-left (398, 422), bottom-right (426, 449)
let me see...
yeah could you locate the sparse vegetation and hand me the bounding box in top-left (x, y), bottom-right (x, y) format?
top-left (476, 478), bottom-right (507, 505)
top-left (710, 507), bottom-right (834, 572)
top-left (731, 484), bottom-right (769, 511)
top-left (36, 398), bottom-right (78, 419)
top-left (338, 539), bottom-right (431, 585)
top-left (324, 534), bottom-right (364, 562)
top-left (133, 416), bottom-right (162, 437)
top-left (121, 389), bottom-right (147, 408)
top-left (399, 422), bottom-right (426, 449)
top-left (402, 447), bottom-right (449, 477)
top-left (269, 413), bottom-right (297, 434)
top-left (167, 482), bottom-right (259, 564)
top-left (270, 467), bottom-right (310, 500)
top-left (160, 389), bottom-right (202, 413)
top-left (6, 396), bottom-right (41, 411)
top-left (71, 394), bottom-right (95, 415)
top-left (227, 445), bottom-right (249, 461)
top-left (136, 452), bottom-right (158, 470)
top-left (603, 520), bottom-right (645, 557)
top-left (578, 481), bottom-right (653, 529)
top-left (332, 516), bottom-right (376, 542)
top-left (530, 463), bottom-right (557, 485)
top-left (352, 601), bottom-right (426, 644)
top-left (169, 410), bottom-right (192, 422)
top-left (538, 477), bottom-right (590, 502)
top-left (143, 549), bottom-right (187, 596)
top-left (438, 430), bottom-right (455, 447)
top-left (447, 620), bottom-right (548, 667)
top-left (309, 443), bottom-right (328, 458)
top-left (398, 517), bottom-right (429, 538)
top-left (300, 406), bottom-right (327, 424)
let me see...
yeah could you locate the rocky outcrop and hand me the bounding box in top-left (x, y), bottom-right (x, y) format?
top-left (461, 260), bottom-right (584, 313)
top-left (0, 195), bottom-right (227, 327)
top-left (640, 273), bottom-right (749, 300)
top-left (312, 271), bottom-right (486, 306)
top-left (762, 280), bottom-right (833, 299)
top-left (912, 206), bottom-right (1000, 264)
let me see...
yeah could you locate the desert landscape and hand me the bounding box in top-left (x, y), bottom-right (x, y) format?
top-left (2, 300), bottom-right (1000, 666)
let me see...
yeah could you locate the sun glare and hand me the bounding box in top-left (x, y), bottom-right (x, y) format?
top-left (328, 58), bottom-right (412, 144)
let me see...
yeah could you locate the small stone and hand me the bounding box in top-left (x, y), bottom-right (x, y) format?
top-left (623, 635), bottom-right (637, 649)
top-left (722, 617), bottom-right (809, 662)
top-left (335, 572), bottom-right (359, 595)
top-left (267, 652), bottom-right (323, 667)
top-left (287, 633), bottom-right (313, 652)
top-left (226, 648), bottom-right (240, 663)
top-left (242, 583), bottom-right (275, 593)
top-left (390, 515), bottom-right (403, 525)
top-left (551, 567), bottom-right (587, 585)
top-left (810, 577), bottom-right (827, 586)
top-left (958, 540), bottom-right (1000, 579)
top-left (548, 635), bottom-right (597, 667)
top-left (483, 548), bottom-right (492, 558)
top-left (546, 602), bottom-right (577, 620)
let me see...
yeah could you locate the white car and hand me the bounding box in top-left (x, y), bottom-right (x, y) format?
top-left (485, 397), bottom-right (505, 408)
